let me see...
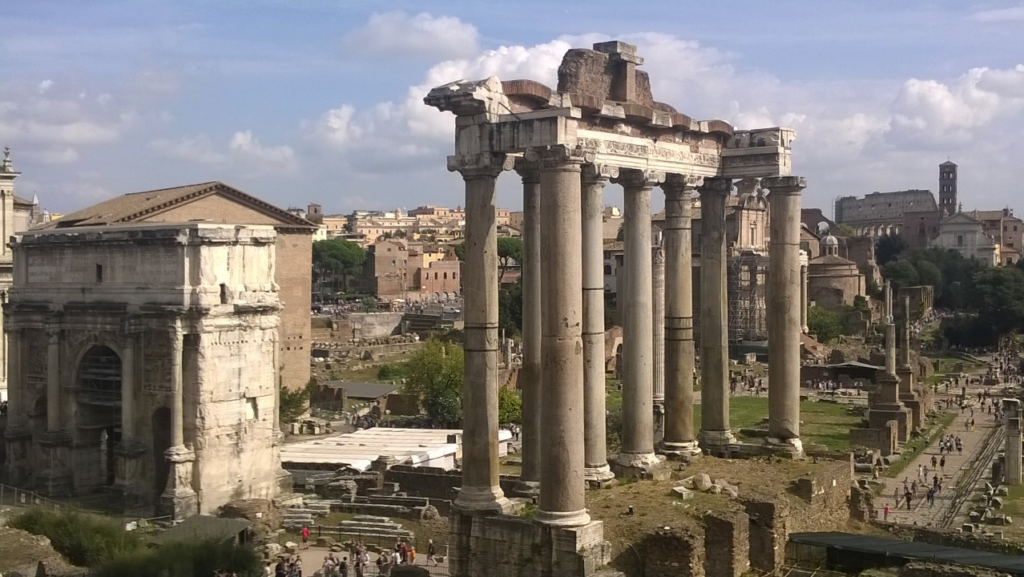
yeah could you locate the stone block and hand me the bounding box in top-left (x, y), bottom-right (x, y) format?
top-left (672, 486), bottom-right (695, 500)
top-left (694, 473), bottom-right (713, 491)
top-left (703, 510), bottom-right (749, 577)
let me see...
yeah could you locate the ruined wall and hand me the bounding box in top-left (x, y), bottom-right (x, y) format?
top-left (383, 465), bottom-right (519, 501)
top-left (704, 510), bottom-right (749, 577)
top-left (640, 529), bottom-right (703, 577)
top-left (350, 312), bottom-right (404, 339)
top-left (276, 231), bottom-right (313, 391)
top-left (789, 458), bottom-right (855, 532)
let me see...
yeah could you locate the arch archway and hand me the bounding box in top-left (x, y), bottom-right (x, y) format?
top-left (75, 345), bottom-right (122, 491)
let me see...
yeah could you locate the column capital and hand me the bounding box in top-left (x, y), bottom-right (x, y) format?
top-left (525, 144), bottom-right (590, 169)
top-left (513, 158), bottom-right (541, 184)
top-left (582, 163), bottom-right (619, 185)
top-left (698, 176), bottom-right (733, 196)
top-left (762, 175), bottom-right (807, 194)
top-left (447, 152), bottom-right (515, 178)
top-left (614, 168), bottom-right (665, 188)
top-left (45, 324), bottom-right (61, 340)
top-left (662, 173), bottom-right (702, 193)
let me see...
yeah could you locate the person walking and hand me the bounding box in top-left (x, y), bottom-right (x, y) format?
top-left (301, 525), bottom-right (310, 550)
top-left (940, 455), bottom-right (946, 474)
top-left (884, 503), bottom-right (891, 522)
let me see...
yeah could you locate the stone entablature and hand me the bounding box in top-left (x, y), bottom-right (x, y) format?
top-left (3, 223), bottom-right (284, 519)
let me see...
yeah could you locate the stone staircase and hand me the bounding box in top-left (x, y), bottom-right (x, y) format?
top-left (335, 515), bottom-right (414, 540)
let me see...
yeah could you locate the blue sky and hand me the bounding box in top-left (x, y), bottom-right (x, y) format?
top-left (3, 1), bottom-right (1024, 216)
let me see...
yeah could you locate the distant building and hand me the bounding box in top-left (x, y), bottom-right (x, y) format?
top-left (971, 208), bottom-right (1023, 265)
top-left (938, 161), bottom-right (958, 218)
top-left (932, 212), bottom-right (999, 266)
top-left (807, 235), bottom-right (866, 313)
top-left (834, 188), bottom-right (937, 238)
top-left (362, 239), bottom-right (409, 299)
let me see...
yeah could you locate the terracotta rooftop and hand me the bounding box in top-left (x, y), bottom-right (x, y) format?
top-left (41, 181), bottom-right (314, 230)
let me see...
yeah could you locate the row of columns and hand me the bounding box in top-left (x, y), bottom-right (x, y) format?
top-left (450, 148), bottom-right (806, 526)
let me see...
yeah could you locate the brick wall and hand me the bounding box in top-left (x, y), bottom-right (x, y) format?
top-left (639, 529), bottom-right (703, 577)
top-left (704, 510), bottom-right (749, 577)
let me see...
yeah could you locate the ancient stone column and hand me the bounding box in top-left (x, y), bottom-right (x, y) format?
top-left (515, 159), bottom-right (543, 494)
top-left (661, 175), bottom-right (700, 455)
top-left (121, 333), bottom-right (137, 441)
top-left (698, 177), bottom-right (736, 451)
top-left (161, 320), bottom-right (197, 520)
top-left (616, 169), bottom-right (664, 469)
top-left (46, 324), bottom-right (61, 432)
top-left (652, 245), bottom-right (666, 407)
top-left (884, 282), bottom-right (897, 377)
top-left (582, 164), bottom-right (615, 486)
top-left (4, 328), bottom-right (23, 429)
top-left (800, 253), bottom-right (809, 334)
top-left (1005, 399), bottom-right (1022, 485)
top-left (449, 153), bottom-right (511, 514)
top-left (536, 145), bottom-right (589, 526)
top-left (899, 295), bottom-right (912, 368)
top-left (3, 327), bottom-right (31, 485)
top-left (764, 176), bottom-right (807, 455)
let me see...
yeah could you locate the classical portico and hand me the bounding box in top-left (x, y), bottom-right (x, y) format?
top-left (427, 40), bottom-right (805, 577)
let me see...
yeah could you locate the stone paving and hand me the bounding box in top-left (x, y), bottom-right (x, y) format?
top-left (876, 373), bottom-right (1002, 527)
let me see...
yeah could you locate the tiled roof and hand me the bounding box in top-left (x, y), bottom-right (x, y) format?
top-left (41, 181), bottom-right (314, 230)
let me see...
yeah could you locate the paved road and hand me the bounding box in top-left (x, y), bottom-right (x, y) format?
top-left (875, 366), bottom-right (1003, 527)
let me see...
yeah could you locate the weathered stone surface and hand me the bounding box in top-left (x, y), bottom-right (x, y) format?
top-left (672, 486), bottom-right (694, 500)
top-left (693, 473), bottom-right (713, 491)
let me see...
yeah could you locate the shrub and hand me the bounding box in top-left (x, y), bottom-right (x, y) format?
top-left (94, 539), bottom-right (262, 577)
top-left (376, 363), bottom-right (404, 381)
top-left (279, 386), bottom-right (309, 424)
top-left (10, 508), bottom-right (142, 568)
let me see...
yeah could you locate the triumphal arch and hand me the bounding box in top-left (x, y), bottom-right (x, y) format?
top-left (2, 223), bottom-right (285, 518)
top-left (425, 41), bottom-right (807, 576)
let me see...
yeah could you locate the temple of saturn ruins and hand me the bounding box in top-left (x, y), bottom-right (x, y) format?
top-left (425, 40), bottom-right (807, 577)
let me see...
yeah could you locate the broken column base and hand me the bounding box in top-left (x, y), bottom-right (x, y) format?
top-left (900, 395), bottom-right (925, 431)
top-left (584, 464), bottom-right (616, 489)
top-left (762, 436), bottom-right (804, 458)
top-left (449, 512), bottom-right (612, 577)
top-left (660, 440), bottom-right (702, 462)
top-left (698, 429), bottom-right (738, 458)
top-left (610, 453), bottom-right (668, 480)
top-left (869, 404), bottom-right (912, 443)
top-left (511, 479), bottom-right (541, 497)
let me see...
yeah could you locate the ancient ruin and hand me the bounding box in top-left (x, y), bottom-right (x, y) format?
top-left (425, 40), bottom-right (806, 577)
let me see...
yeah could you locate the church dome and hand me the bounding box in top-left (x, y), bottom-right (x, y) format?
top-left (822, 234), bottom-right (839, 247)
top-left (820, 234), bottom-right (840, 256)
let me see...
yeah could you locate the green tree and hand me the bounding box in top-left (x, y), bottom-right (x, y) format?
top-left (404, 339), bottom-right (465, 427)
top-left (882, 260), bottom-right (920, 292)
top-left (312, 238), bottom-right (366, 297)
top-left (498, 386), bottom-right (522, 425)
top-left (807, 306), bottom-right (843, 343)
top-left (498, 278), bottom-right (524, 336)
top-left (972, 266), bottom-right (1024, 338)
top-left (875, 232), bottom-right (907, 266)
top-left (497, 237), bottom-right (523, 284)
top-left (915, 260), bottom-right (943, 298)
top-left (454, 237), bottom-right (522, 284)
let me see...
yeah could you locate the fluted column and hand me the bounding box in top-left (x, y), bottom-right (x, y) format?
top-left (515, 159), bottom-right (542, 493)
top-left (169, 322), bottom-right (185, 449)
top-left (662, 175), bottom-right (700, 455)
top-left (535, 145), bottom-right (589, 526)
top-left (764, 176), bottom-right (807, 455)
top-left (698, 177), bottom-right (736, 450)
top-left (582, 164), bottom-right (615, 485)
top-left (652, 246), bottom-right (665, 406)
top-left (160, 319), bottom-right (197, 519)
top-left (616, 169), bottom-right (663, 468)
top-left (449, 153), bottom-right (512, 514)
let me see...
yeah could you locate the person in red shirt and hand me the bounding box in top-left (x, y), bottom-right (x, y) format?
top-left (301, 525), bottom-right (310, 549)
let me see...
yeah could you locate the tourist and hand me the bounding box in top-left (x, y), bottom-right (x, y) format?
top-left (409, 546), bottom-right (416, 565)
top-left (927, 487), bottom-right (935, 507)
top-left (301, 525), bottom-right (310, 549)
top-left (883, 503), bottom-right (890, 522)
top-left (427, 539), bottom-right (437, 566)
top-left (339, 556), bottom-right (349, 577)
top-left (904, 489), bottom-right (913, 510)
top-left (939, 456), bottom-right (946, 473)
top-left (933, 475), bottom-right (940, 491)
top-left (917, 464), bottom-right (923, 480)
top-left (931, 455), bottom-right (937, 469)
top-left (376, 554), bottom-right (385, 576)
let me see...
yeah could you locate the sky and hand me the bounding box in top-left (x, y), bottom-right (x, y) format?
top-left (2, 1), bottom-right (1024, 218)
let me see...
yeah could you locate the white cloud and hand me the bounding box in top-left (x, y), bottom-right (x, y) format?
top-left (25, 146), bottom-right (80, 164)
top-left (342, 11), bottom-right (480, 59)
top-left (970, 4), bottom-right (1024, 22)
top-left (150, 131), bottom-right (297, 174)
top-left (38, 79), bottom-right (54, 94)
top-left (149, 134), bottom-right (225, 164)
top-left (304, 104), bottom-right (362, 149)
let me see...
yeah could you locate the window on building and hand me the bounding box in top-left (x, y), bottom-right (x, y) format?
top-left (604, 264), bottom-right (612, 275)
top-left (96, 264), bottom-right (103, 283)
top-left (443, 272), bottom-right (448, 280)
top-left (957, 235), bottom-right (964, 247)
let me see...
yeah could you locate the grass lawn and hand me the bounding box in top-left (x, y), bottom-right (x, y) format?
top-left (691, 397), bottom-right (861, 451)
top-left (998, 484), bottom-right (1024, 540)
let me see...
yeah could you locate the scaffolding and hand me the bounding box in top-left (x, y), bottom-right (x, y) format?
top-left (727, 251), bottom-right (768, 342)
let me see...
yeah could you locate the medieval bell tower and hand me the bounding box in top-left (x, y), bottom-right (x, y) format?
top-left (939, 161), bottom-right (958, 217)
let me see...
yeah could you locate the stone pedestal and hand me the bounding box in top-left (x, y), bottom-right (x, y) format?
top-left (37, 431), bottom-right (72, 497)
top-left (698, 177), bottom-right (736, 452)
top-left (160, 445), bottom-right (198, 520)
top-left (2, 425), bottom-right (33, 486)
top-left (1004, 399), bottom-right (1022, 485)
top-left (869, 375), bottom-right (911, 443)
top-left (113, 440), bottom-right (148, 509)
